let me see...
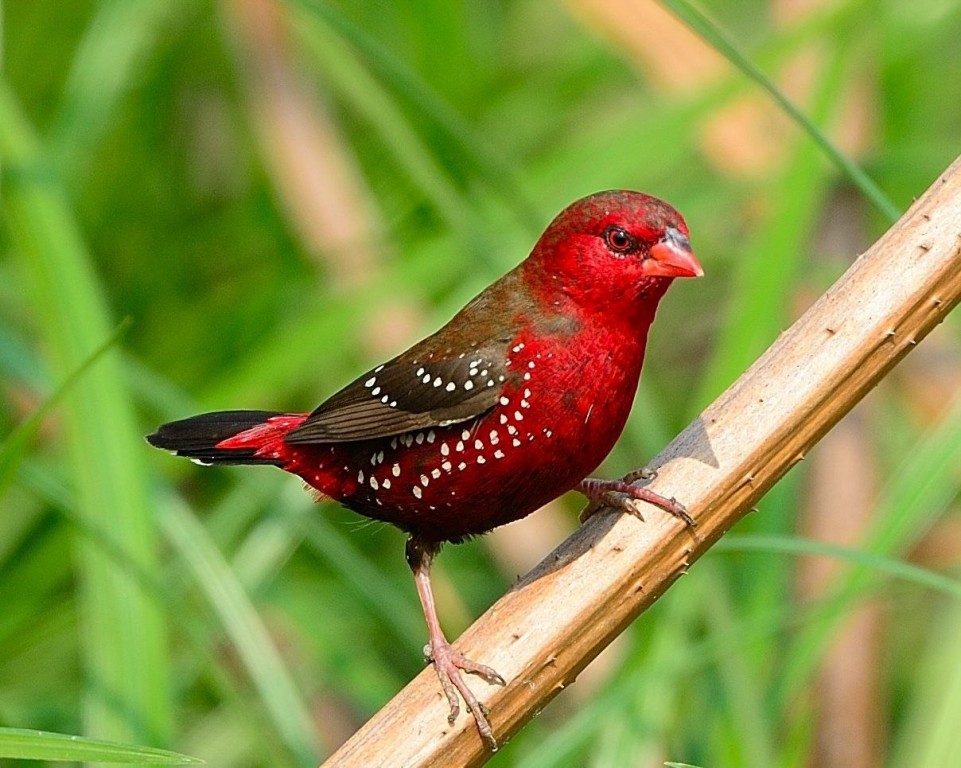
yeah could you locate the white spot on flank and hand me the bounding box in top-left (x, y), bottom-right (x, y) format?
top-left (420, 474), bottom-right (430, 487)
top-left (413, 486), bottom-right (423, 499)
top-left (524, 389), bottom-right (532, 398)
top-left (507, 424), bottom-right (517, 435)
top-left (442, 461), bottom-right (452, 472)
top-left (441, 443), bottom-right (450, 456)
top-left (528, 361), bottom-right (535, 369)
top-left (512, 343), bottom-right (524, 353)
top-left (521, 399), bottom-right (530, 408)
top-left (494, 449), bottom-right (505, 459)
top-left (416, 367), bottom-right (425, 377)
top-left (431, 468), bottom-right (441, 479)
top-left (513, 438), bottom-right (522, 447)
top-left (446, 381), bottom-right (456, 392)
top-left (422, 374), bottom-right (431, 384)
top-left (456, 441), bottom-right (465, 452)
top-left (370, 476), bottom-right (379, 490)
top-left (464, 380), bottom-right (474, 390)
top-left (489, 429), bottom-right (499, 443)
top-left (480, 369), bottom-right (488, 377)
top-left (390, 400), bottom-right (397, 407)
top-left (433, 377), bottom-right (443, 387)
top-left (358, 470), bottom-right (365, 483)
top-left (391, 438), bottom-right (398, 450)
top-left (523, 372), bottom-right (531, 381)
top-left (474, 439), bottom-right (484, 450)
top-left (365, 376), bottom-right (377, 387)
top-left (514, 411), bottom-right (524, 421)
top-left (381, 395), bottom-right (390, 404)
top-left (487, 380), bottom-right (495, 387)
top-left (416, 432), bottom-right (425, 445)
top-left (403, 435), bottom-right (413, 447)
top-left (374, 364), bottom-right (385, 373)
top-left (499, 414), bottom-right (508, 425)
top-left (427, 430), bottom-right (436, 443)
top-left (458, 462), bottom-right (467, 470)
top-left (382, 478), bottom-right (391, 489)
top-left (544, 429), bottom-right (553, 438)
top-left (392, 464), bottom-right (401, 477)
top-left (462, 429), bottom-right (471, 441)
top-left (477, 456), bottom-right (486, 464)
top-left (499, 396), bottom-right (509, 406)
top-left (371, 386), bottom-right (381, 396)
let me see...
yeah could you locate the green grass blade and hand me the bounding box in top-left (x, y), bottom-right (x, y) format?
top-left (0, 80), bottom-right (170, 744)
top-left (287, 0), bottom-right (540, 229)
top-left (658, 0), bottom-right (900, 221)
top-left (776, 390), bottom-right (961, 703)
top-left (0, 727), bottom-right (202, 765)
top-left (696, 45), bottom-right (844, 398)
top-left (0, 319), bottom-right (130, 498)
top-left (49, 0), bottom-right (185, 182)
top-left (716, 534), bottom-right (961, 600)
top-left (159, 495), bottom-right (321, 763)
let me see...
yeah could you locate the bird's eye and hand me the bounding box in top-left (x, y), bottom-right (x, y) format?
top-left (603, 226), bottom-right (635, 253)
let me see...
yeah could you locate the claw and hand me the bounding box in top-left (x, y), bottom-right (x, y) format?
top-left (428, 639), bottom-right (505, 749)
top-left (577, 472), bottom-right (696, 531)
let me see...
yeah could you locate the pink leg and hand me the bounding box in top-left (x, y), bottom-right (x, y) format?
top-left (577, 470), bottom-right (696, 528)
top-left (406, 538), bottom-right (506, 750)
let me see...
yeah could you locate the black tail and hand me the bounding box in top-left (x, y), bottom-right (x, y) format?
top-left (147, 410), bottom-right (285, 466)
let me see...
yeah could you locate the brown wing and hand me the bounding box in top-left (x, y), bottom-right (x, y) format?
top-left (283, 343), bottom-right (510, 444)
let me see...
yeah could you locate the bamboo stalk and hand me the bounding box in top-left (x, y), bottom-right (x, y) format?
top-left (322, 156), bottom-right (961, 767)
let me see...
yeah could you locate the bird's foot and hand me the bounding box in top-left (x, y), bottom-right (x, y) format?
top-left (578, 472), bottom-right (696, 529)
top-left (425, 640), bottom-right (506, 750)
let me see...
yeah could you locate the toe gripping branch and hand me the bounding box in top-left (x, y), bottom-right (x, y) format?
top-left (577, 467), bottom-right (696, 529)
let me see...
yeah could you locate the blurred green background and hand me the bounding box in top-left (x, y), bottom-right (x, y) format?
top-left (2, 0), bottom-right (961, 765)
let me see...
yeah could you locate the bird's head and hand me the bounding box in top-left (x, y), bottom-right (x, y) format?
top-left (524, 190), bottom-right (702, 317)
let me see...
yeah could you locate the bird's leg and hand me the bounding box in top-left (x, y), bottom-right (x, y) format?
top-left (577, 471), bottom-right (696, 528)
top-left (405, 537), bottom-right (506, 750)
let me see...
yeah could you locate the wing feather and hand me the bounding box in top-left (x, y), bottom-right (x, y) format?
top-left (284, 344), bottom-right (510, 444)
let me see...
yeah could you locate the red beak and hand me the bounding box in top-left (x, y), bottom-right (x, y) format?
top-left (644, 227), bottom-right (704, 278)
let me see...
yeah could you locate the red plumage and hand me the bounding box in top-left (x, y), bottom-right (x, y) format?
top-left (148, 190), bottom-right (702, 748)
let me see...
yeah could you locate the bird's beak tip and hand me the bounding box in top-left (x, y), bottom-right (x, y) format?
top-left (646, 229), bottom-right (703, 279)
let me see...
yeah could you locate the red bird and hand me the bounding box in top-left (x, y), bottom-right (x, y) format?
top-left (148, 191), bottom-right (702, 748)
